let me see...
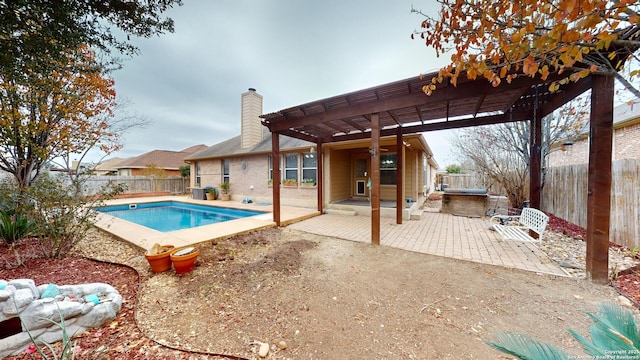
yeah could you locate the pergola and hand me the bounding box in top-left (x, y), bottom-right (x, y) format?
top-left (261, 53), bottom-right (629, 283)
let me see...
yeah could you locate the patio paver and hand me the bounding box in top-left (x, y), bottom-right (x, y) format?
top-left (288, 211), bottom-right (569, 277)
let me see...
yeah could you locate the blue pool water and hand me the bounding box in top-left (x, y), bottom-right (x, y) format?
top-left (95, 201), bottom-right (265, 232)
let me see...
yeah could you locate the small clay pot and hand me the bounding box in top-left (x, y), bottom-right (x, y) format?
top-left (170, 247), bottom-right (200, 274)
top-left (145, 245), bottom-right (175, 273)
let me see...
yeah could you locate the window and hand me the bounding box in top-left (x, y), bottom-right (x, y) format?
top-left (195, 162), bottom-right (201, 186)
top-left (301, 152), bottom-right (317, 184)
top-left (380, 153), bottom-right (397, 185)
top-left (222, 159), bottom-right (230, 184)
top-left (284, 153), bottom-right (298, 182)
top-left (268, 155), bottom-right (273, 180)
top-left (423, 154), bottom-right (428, 187)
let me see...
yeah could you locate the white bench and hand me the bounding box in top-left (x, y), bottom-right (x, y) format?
top-left (492, 207), bottom-right (549, 243)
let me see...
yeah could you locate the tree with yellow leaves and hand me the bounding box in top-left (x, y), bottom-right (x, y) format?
top-left (412, 0), bottom-right (640, 97)
top-left (0, 46), bottom-right (118, 188)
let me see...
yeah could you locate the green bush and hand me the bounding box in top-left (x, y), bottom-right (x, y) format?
top-left (0, 212), bottom-right (34, 245)
top-left (487, 301), bottom-right (640, 359)
top-left (0, 180), bottom-right (35, 265)
top-left (445, 164), bottom-right (462, 174)
top-left (26, 173), bottom-right (125, 258)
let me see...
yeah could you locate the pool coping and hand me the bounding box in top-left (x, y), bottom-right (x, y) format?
top-left (94, 196), bottom-right (320, 251)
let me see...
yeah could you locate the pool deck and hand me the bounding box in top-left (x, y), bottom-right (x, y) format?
top-left (94, 196), bottom-right (320, 251)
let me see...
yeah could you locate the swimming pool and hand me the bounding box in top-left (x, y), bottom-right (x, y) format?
top-left (95, 201), bottom-right (266, 232)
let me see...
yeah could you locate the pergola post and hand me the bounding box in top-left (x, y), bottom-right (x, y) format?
top-left (271, 132), bottom-right (281, 226)
top-left (371, 113), bottom-right (381, 245)
top-left (530, 109), bottom-right (543, 209)
top-left (586, 74), bottom-right (614, 284)
top-left (316, 142), bottom-right (323, 214)
top-left (395, 127), bottom-right (403, 224)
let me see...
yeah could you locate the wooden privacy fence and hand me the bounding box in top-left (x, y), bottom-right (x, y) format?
top-left (542, 159), bottom-right (640, 249)
top-left (80, 176), bottom-right (188, 196)
top-left (440, 174), bottom-right (479, 189)
top-left (439, 173), bottom-right (505, 195)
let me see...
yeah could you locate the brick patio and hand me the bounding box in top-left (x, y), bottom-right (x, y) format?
top-left (288, 211), bottom-right (569, 276)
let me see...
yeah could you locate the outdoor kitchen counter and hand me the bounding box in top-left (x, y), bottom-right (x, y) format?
top-left (440, 189), bottom-right (488, 217)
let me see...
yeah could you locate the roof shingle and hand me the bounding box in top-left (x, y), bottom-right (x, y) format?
top-left (185, 135), bottom-right (313, 161)
top-left (117, 145), bottom-right (208, 170)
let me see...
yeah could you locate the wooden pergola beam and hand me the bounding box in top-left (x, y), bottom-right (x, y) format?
top-left (541, 77), bottom-right (592, 117)
top-left (371, 113), bottom-right (381, 245)
top-left (278, 129), bottom-right (318, 143)
top-left (586, 75), bottom-right (614, 284)
top-left (327, 109), bottom-right (531, 143)
top-left (265, 75), bottom-right (546, 133)
top-left (396, 127), bottom-right (403, 224)
top-left (317, 142), bottom-right (324, 214)
top-left (271, 132), bottom-right (281, 226)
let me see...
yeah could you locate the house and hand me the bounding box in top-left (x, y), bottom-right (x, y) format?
top-left (549, 99), bottom-right (640, 166)
top-left (115, 145), bottom-right (208, 177)
top-left (185, 89), bottom-right (439, 218)
top-left (92, 157), bottom-right (126, 176)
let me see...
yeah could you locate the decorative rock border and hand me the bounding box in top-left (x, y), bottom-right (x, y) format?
top-left (0, 279), bottom-right (122, 358)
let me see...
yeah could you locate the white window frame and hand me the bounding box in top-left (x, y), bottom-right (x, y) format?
top-left (222, 159), bottom-right (230, 184)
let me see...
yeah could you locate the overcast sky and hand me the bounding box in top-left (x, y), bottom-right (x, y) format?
top-left (100, 0), bottom-right (457, 168)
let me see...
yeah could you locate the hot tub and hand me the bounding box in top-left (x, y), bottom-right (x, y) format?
top-left (440, 188), bottom-right (488, 217)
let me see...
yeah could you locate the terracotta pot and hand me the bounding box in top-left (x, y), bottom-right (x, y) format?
top-left (145, 245), bottom-right (175, 273)
top-left (170, 247), bottom-right (200, 274)
top-left (219, 193), bottom-right (230, 201)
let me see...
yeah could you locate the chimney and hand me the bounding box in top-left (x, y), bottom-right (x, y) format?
top-left (241, 88), bottom-right (264, 149)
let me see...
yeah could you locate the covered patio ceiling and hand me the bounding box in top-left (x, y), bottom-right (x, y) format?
top-left (261, 70), bottom-right (590, 144)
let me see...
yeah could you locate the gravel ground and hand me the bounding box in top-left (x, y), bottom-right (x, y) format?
top-left (538, 231), bottom-right (640, 279)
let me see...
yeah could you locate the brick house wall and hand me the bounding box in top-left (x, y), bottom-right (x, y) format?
top-left (548, 122), bottom-right (640, 166)
top-left (548, 101), bottom-right (640, 166)
top-left (547, 138), bottom-right (589, 166)
top-left (614, 121), bottom-right (640, 160)
top-left (191, 152), bottom-right (319, 208)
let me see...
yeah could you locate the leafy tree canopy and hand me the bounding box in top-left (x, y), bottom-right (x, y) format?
top-left (0, 0), bottom-right (182, 77)
top-left (0, 46), bottom-right (118, 188)
top-left (445, 164), bottom-right (462, 174)
top-left (0, 1), bottom-right (174, 189)
top-left (179, 164), bottom-right (190, 177)
top-left (412, 0), bottom-right (640, 97)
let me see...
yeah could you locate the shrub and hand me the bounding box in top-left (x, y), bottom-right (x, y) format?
top-left (487, 301), bottom-right (640, 359)
top-left (445, 164), bottom-right (462, 174)
top-left (0, 212), bottom-right (35, 245)
top-left (26, 173), bottom-right (125, 258)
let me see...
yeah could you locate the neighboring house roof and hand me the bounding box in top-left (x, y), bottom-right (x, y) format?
top-left (93, 157), bottom-right (127, 173)
top-left (117, 145), bottom-right (208, 170)
top-left (185, 135), bottom-right (313, 161)
top-left (555, 100), bottom-right (640, 146)
top-left (614, 99), bottom-right (640, 128)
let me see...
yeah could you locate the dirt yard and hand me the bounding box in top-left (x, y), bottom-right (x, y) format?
top-left (132, 228), bottom-right (621, 359)
top-left (1, 226), bottom-right (628, 359)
